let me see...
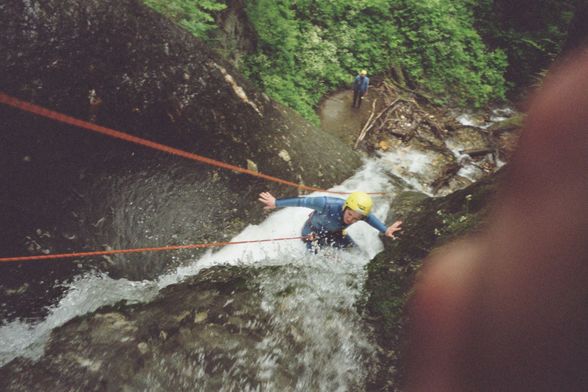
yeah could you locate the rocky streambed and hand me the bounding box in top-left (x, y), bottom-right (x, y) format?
top-left (0, 1), bottom-right (525, 391)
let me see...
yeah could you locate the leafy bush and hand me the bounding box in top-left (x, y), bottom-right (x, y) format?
top-left (243, 0), bottom-right (509, 121)
top-left (147, 0), bottom-right (575, 121)
top-left (390, 1), bottom-right (508, 106)
top-left (470, 0), bottom-right (577, 95)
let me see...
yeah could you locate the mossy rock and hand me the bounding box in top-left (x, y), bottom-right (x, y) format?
top-left (363, 169), bottom-right (505, 391)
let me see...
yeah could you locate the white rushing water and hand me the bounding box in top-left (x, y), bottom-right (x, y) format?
top-left (1, 105), bottom-right (513, 382)
top-left (0, 154), bottom-right (427, 374)
top-left (3, 134), bottom-right (497, 390)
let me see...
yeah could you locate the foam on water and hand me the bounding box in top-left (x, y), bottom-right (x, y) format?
top-left (1, 127), bottom-right (486, 372)
top-left (0, 156), bottom-right (411, 367)
top-left (0, 273), bottom-right (158, 365)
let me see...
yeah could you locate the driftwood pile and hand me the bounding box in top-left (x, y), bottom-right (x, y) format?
top-left (355, 80), bottom-right (450, 149)
top-left (354, 79), bottom-right (522, 194)
top-left (355, 79), bottom-right (519, 158)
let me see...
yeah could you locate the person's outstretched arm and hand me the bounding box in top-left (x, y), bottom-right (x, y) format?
top-left (365, 214), bottom-right (402, 237)
top-left (258, 192), bottom-right (276, 209)
top-left (385, 220), bottom-right (402, 237)
top-left (258, 192), bottom-right (328, 212)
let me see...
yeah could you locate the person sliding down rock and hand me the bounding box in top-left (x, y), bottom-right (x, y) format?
top-left (258, 191), bottom-right (402, 251)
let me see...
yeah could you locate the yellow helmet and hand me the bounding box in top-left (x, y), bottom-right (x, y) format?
top-left (343, 192), bottom-right (373, 216)
top-left (360, 70), bottom-right (367, 76)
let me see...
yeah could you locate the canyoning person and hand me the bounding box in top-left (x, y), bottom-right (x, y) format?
top-left (352, 69), bottom-right (369, 108)
top-left (258, 191), bottom-right (402, 251)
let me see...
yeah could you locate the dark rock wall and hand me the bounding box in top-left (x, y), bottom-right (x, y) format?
top-left (363, 171), bottom-right (504, 391)
top-left (0, 0), bottom-right (361, 318)
top-left (0, 266), bottom-right (268, 391)
top-left (1, 0), bottom-right (359, 185)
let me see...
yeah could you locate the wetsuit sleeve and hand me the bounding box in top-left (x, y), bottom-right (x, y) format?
top-left (365, 213), bottom-right (387, 233)
top-left (362, 77), bottom-right (369, 92)
top-left (275, 197), bottom-right (328, 212)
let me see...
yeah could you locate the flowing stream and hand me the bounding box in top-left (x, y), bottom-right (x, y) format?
top-left (0, 106), bottom-right (505, 389)
top-left (0, 156), bottom-right (401, 380)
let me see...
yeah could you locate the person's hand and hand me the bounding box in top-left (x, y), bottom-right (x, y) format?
top-left (258, 192), bottom-right (276, 210)
top-left (404, 51), bottom-right (588, 392)
top-left (385, 220), bottom-right (402, 238)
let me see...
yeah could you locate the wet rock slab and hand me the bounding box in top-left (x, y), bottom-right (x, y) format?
top-left (0, 0), bottom-right (362, 319)
top-left (363, 172), bottom-right (504, 391)
top-left (1, 260), bottom-right (374, 391)
top-left (1, 267), bottom-right (277, 391)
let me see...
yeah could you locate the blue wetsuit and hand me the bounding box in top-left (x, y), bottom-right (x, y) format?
top-left (275, 196), bottom-right (387, 250)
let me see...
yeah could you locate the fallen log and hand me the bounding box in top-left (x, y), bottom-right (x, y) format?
top-left (354, 98), bottom-right (378, 149)
top-left (460, 147), bottom-right (496, 158)
top-left (354, 98), bottom-right (401, 149)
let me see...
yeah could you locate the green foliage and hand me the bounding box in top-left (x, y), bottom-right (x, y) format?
top-left (389, 0), bottom-right (508, 106)
top-left (143, 0), bottom-right (579, 120)
top-left (245, 0), bottom-right (299, 55)
top-left (143, 0), bottom-right (226, 38)
top-left (470, 0), bottom-right (577, 94)
top-left (242, 0), bottom-right (509, 121)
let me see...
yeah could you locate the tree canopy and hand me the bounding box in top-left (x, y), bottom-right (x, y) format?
top-left (144, 0), bottom-right (580, 122)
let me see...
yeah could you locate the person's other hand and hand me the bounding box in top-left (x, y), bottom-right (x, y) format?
top-left (258, 192), bottom-right (276, 210)
top-left (404, 51), bottom-right (588, 392)
top-left (385, 220), bottom-right (402, 238)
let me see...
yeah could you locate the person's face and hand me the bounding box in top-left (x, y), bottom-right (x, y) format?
top-left (343, 208), bottom-right (365, 225)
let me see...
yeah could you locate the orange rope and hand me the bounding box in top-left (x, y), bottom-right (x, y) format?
top-left (0, 236), bottom-right (309, 263)
top-left (0, 92), bottom-right (385, 196)
top-left (0, 92), bottom-right (385, 264)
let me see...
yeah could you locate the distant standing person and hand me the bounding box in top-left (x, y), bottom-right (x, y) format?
top-left (352, 70), bottom-right (369, 108)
